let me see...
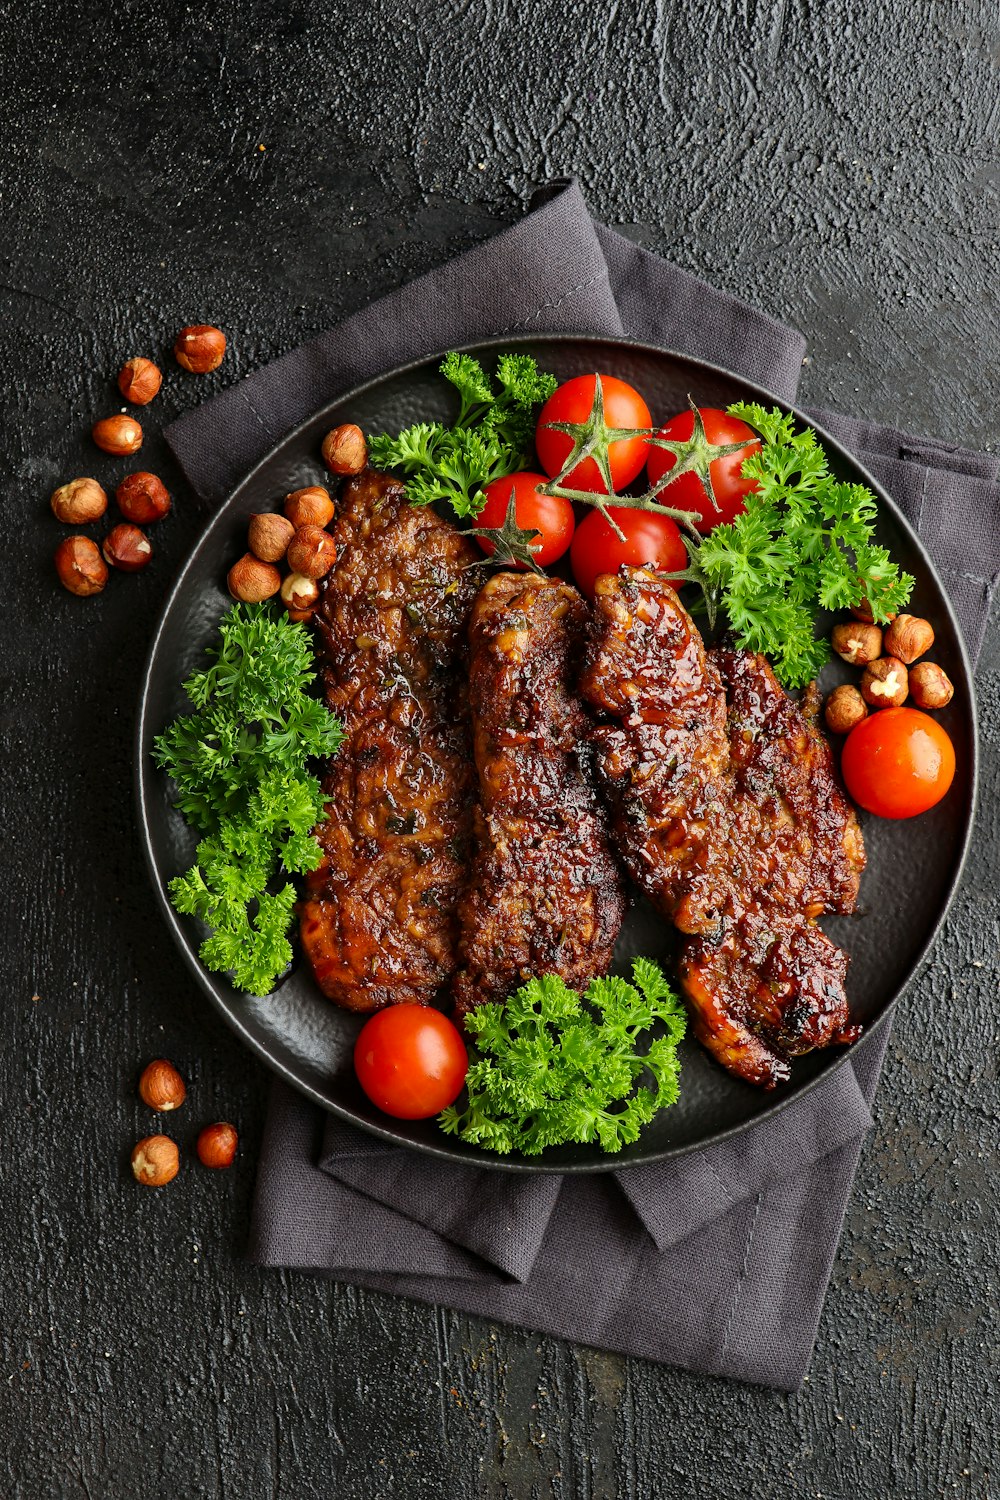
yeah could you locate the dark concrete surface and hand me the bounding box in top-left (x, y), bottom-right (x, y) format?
top-left (1, 1), bottom-right (997, 1495)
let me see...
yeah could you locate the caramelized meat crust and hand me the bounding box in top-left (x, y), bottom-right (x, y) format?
top-left (299, 470), bottom-right (480, 1011)
top-left (580, 567), bottom-right (866, 1088)
top-left (452, 572), bottom-right (626, 1021)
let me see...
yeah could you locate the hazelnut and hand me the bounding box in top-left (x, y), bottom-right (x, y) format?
top-left (138, 1059), bottom-right (186, 1111)
top-left (102, 522), bottom-right (152, 572)
top-left (50, 477), bottom-right (108, 525)
top-left (286, 607), bottom-right (315, 623)
top-left (831, 621), bottom-right (883, 667)
top-left (883, 614), bottom-right (934, 664)
top-left (196, 1122), bottom-right (238, 1169)
top-left (227, 553), bottom-right (281, 602)
top-left (909, 662), bottom-right (954, 710)
top-left (823, 684), bottom-right (868, 735)
top-left (174, 324), bottom-right (226, 373)
top-left (116, 471), bottom-right (171, 524)
top-left (131, 1135), bottom-right (180, 1187)
top-left (287, 525), bottom-right (337, 579)
top-left (54, 535), bottom-right (108, 596)
top-left (281, 572), bottom-right (320, 611)
top-left (284, 485), bottom-right (335, 529)
top-left (117, 357), bottom-right (162, 405)
top-left (849, 589), bottom-right (896, 626)
top-left (860, 656), bottom-right (909, 707)
top-left (92, 414), bottom-right (143, 455)
top-left (247, 512), bottom-right (295, 563)
top-left (321, 424), bottom-right (367, 476)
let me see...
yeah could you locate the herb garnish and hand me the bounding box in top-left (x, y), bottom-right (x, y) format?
top-left (153, 605), bottom-right (344, 996)
top-left (439, 958), bottom-right (686, 1155)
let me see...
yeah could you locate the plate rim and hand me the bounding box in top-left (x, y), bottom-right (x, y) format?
top-left (135, 332), bottom-right (979, 1173)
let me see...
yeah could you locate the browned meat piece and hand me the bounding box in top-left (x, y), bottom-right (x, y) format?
top-left (580, 567), bottom-right (866, 1089)
top-left (452, 572), bottom-right (626, 1021)
top-left (299, 469), bottom-right (480, 1011)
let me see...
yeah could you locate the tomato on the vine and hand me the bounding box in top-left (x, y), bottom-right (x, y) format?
top-left (570, 506), bottom-right (687, 600)
top-left (476, 471), bottom-right (575, 567)
top-left (646, 407), bottom-right (760, 531)
top-left (354, 1005), bottom-right (468, 1120)
top-left (535, 374), bottom-right (651, 494)
top-left (840, 707), bottom-right (955, 819)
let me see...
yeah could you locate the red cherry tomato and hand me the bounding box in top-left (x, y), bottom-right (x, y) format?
top-left (840, 706), bottom-right (956, 819)
top-left (354, 1005), bottom-right (468, 1119)
top-left (477, 471), bottom-right (575, 567)
top-left (535, 374), bottom-right (651, 494)
top-left (570, 506), bottom-right (688, 600)
top-left (646, 407), bottom-right (760, 531)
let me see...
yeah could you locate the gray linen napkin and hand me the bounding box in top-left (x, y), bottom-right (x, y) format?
top-left (166, 180), bottom-right (1000, 1391)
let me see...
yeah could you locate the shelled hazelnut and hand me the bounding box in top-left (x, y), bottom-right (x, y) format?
top-left (102, 523), bottom-right (152, 572)
top-left (131, 1135), bottom-right (180, 1187)
top-left (117, 357), bottom-right (162, 405)
top-left (116, 472), bottom-right (171, 525)
top-left (196, 1122), bottom-right (238, 1169)
top-left (823, 685), bottom-right (868, 735)
top-left (284, 485), bottom-right (334, 529)
top-left (92, 414), bottom-right (143, 455)
top-left (287, 525), bottom-right (337, 579)
top-left (227, 553), bottom-right (281, 602)
top-left (247, 512), bottom-right (295, 563)
top-left (860, 656), bottom-right (908, 708)
top-left (138, 1059), bottom-right (186, 1112)
top-left (321, 424), bottom-right (367, 476)
top-left (174, 324), bottom-right (226, 373)
top-left (50, 477), bottom-right (108, 525)
top-left (883, 614), bottom-right (934, 664)
top-left (54, 535), bottom-right (108, 596)
top-left (909, 662), bottom-right (954, 709)
top-left (831, 622), bottom-right (882, 667)
top-left (280, 572), bottom-right (320, 612)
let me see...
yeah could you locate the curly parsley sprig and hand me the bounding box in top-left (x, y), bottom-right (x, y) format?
top-left (153, 605), bottom-right (345, 996)
top-left (439, 958), bottom-right (686, 1155)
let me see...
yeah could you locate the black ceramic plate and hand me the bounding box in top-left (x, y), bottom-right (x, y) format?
top-left (136, 336), bottom-right (977, 1172)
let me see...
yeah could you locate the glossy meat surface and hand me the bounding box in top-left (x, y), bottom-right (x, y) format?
top-left (452, 572), bottom-right (626, 1020)
top-left (580, 567), bottom-right (866, 1088)
top-left (300, 470), bottom-right (480, 1011)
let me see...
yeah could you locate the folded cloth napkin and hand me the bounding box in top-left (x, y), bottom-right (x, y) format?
top-left (166, 180), bottom-right (1000, 1391)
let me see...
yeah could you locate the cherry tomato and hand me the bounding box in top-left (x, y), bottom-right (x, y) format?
top-left (646, 407), bottom-right (760, 531)
top-left (570, 506), bottom-right (688, 600)
top-left (354, 1005), bottom-right (468, 1119)
top-left (477, 471), bottom-right (575, 567)
top-left (535, 374), bottom-right (651, 494)
top-left (840, 707), bottom-right (956, 819)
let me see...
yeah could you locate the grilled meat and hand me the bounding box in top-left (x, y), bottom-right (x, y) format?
top-left (299, 469), bottom-right (480, 1011)
top-left (580, 567), bottom-right (866, 1088)
top-left (452, 572), bottom-right (626, 1021)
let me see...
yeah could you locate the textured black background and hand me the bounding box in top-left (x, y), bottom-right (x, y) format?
top-left (2, 2), bottom-right (998, 1495)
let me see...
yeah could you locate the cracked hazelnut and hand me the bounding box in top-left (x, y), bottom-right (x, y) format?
top-left (138, 1059), bottom-right (186, 1112)
top-left (227, 552), bottom-right (281, 602)
top-left (281, 572), bottom-right (320, 612)
top-left (831, 621), bottom-right (883, 666)
top-left (287, 525), bottom-right (337, 579)
top-left (117, 357), bottom-right (162, 405)
top-left (174, 324), bottom-right (226, 373)
top-left (860, 656), bottom-right (909, 707)
top-left (321, 424), bottom-right (367, 476)
top-left (247, 512), bottom-right (295, 563)
top-left (92, 414), bottom-right (143, 455)
top-left (909, 662), bottom-right (954, 709)
top-left (50, 477), bottom-right (108, 524)
top-left (824, 684), bottom-right (868, 735)
top-left (196, 1122), bottom-right (238, 1169)
top-left (54, 535), bottom-right (108, 596)
top-left (131, 1135), bottom-right (180, 1187)
top-left (102, 522), bottom-right (152, 572)
top-left (116, 472), bottom-right (171, 524)
top-left (284, 486), bottom-right (334, 529)
top-left (883, 614), bottom-right (934, 664)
